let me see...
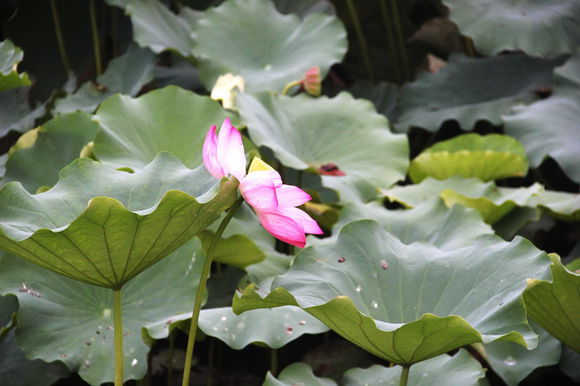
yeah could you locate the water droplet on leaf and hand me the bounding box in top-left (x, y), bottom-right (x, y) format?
top-left (371, 300), bottom-right (378, 309)
top-left (504, 356), bottom-right (517, 366)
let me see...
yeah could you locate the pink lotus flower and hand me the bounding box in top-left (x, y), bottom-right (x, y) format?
top-left (239, 158), bottom-right (323, 247)
top-left (203, 118), bottom-right (246, 182)
top-left (202, 123), bottom-right (322, 248)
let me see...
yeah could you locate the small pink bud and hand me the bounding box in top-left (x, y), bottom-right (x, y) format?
top-left (302, 66), bottom-right (321, 96)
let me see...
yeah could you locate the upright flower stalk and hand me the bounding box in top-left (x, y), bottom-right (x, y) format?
top-left (181, 119), bottom-right (322, 385)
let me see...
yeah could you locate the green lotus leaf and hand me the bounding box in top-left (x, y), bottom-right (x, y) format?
top-left (481, 321), bottom-right (561, 386)
top-left (503, 86), bottom-right (580, 185)
top-left (557, 49), bottom-right (580, 86)
top-left (443, 0), bottom-right (580, 57)
top-left (274, 0), bottom-right (335, 17)
top-left (198, 306), bottom-right (328, 350)
top-left (238, 92), bottom-right (409, 202)
top-left (524, 254), bottom-right (580, 352)
top-left (53, 44), bottom-right (156, 115)
top-left (191, 0), bottom-right (347, 92)
top-left (234, 220), bottom-right (552, 365)
top-left (409, 133), bottom-right (528, 183)
top-left (0, 329), bottom-right (69, 386)
top-left (0, 39), bottom-right (30, 91)
top-left (2, 112), bottom-right (99, 193)
top-left (0, 153), bottom-right (237, 288)
top-left (561, 347), bottom-right (580, 383)
top-left (348, 81), bottom-right (399, 122)
top-left (382, 177), bottom-right (543, 223)
top-left (395, 54), bottom-right (556, 132)
top-left (125, 0), bottom-right (195, 57)
top-left (326, 198), bottom-right (492, 250)
top-left (0, 237), bottom-right (205, 385)
top-left (342, 349), bottom-right (485, 385)
top-left (199, 230), bottom-right (265, 269)
top-left (263, 362), bottom-right (336, 386)
top-left (93, 85), bottom-right (238, 170)
top-left (0, 294), bottom-right (17, 332)
top-left (528, 190), bottom-right (580, 222)
top-left (0, 87), bottom-right (45, 138)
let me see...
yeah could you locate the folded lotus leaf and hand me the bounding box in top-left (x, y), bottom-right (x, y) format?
top-left (0, 153), bottom-right (237, 288)
top-left (234, 220), bottom-right (551, 365)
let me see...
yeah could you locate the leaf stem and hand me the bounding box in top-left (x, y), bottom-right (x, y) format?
top-left (378, 0), bottom-right (402, 83)
top-left (113, 287), bottom-right (124, 386)
top-left (89, 0), bottom-right (103, 76)
top-left (50, 0), bottom-right (71, 74)
top-left (270, 348), bottom-right (278, 376)
top-left (181, 197), bottom-right (244, 386)
top-left (346, 0), bottom-right (374, 81)
top-left (389, 0), bottom-right (411, 82)
top-left (399, 365), bottom-right (410, 386)
top-left (281, 80), bottom-right (302, 96)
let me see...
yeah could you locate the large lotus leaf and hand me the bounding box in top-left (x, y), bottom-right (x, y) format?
top-left (342, 349), bottom-right (485, 386)
top-left (53, 44), bottom-right (156, 115)
top-left (443, 0), bottom-right (580, 57)
top-left (0, 153), bottom-right (237, 288)
top-left (274, 0), bottom-right (335, 16)
top-left (234, 220), bottom-right (552, 365)
top-left (0, 294), bottom-right (17, 331)
top-left (0, 329), bottom-right (70, 386)
top-left (529, 190), bottom-right (580, 222)
top-left (198, 306), bottom-right (328, 349)
top-left (326, 198), bottom-right (492, 250)
top-left (263, 362), bottom-right (336, 386)
top-left (239, 92), bottom-right (409, 202)
top-left (482, 321), bottom-right (561, 386)
top-left (0, 238), bottom-right (205, 385)
top-left (409, 133), bottom-right (528, 183)
top-left (191, 0), bottom-right (347, 92)
top-left (0, 39), bottom-right (30, 91)
top-left (503, 86), bottom-right (580, 184)
top-left (395, 54), bottom-right (556, 132)
top-left (93, 86), bottom-right (237, 170)
top-left (557, 49), bottom-right (580, 86)
top-left (524, 254), bottom-right (580, 352)
top-left (381, 177), bottom-right (543, 224)
top-left (2, 112), bottom-right (99, 193)
top-left (0, 87), bottom-right (45, 137)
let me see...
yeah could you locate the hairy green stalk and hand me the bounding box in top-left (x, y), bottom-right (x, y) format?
top-left (113, 288), bottom-right (124, 386)
top-left (50, 0), bottom-right (71, 74)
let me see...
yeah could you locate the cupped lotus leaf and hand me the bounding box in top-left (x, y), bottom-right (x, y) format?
top-left (53, 44), bottom-right (155, 115)
top-left (93, 86), bottom-right (238, 170)
top-left (0, 238), bottom-right (206, 385)
top-left (125, 0), bottom-right (195, 57)
top-left (443, 0), bottom-right (580, 57)
top-left (342, 349), bottom-right (485, 386)
top-left (234, 220), bottom-right (552, 365)
top-left (503, 86), bottom-right (580, 184)
top-left (0, 329), bottom-right (70, 386)
top-left (238, 92), bottom-right (409, 202)
top-left (0, 87), bottom-right (45, 138)
top-left (263, 362), bottom-right (337, 386)
top-left (0, 153), bottom-right (238, 288)
top-left (0, 39), bottom-right (30, 91)
top-left (395, 54), bottom-right (556, 132)
top-left (3, 112), bottom-right (99, 193)
top-left (481, 321), bottom-right (561, 386)
top-left (191, 0), bottom-right (347, 92)
top-left (409, 133), bottom-right (528, 183)
top-left (198, 306), bottom-right (328, 350)
top-left (528, 190), bottom-right (580, 222)
top-left (325, 198), bottom-right (492, 250)
top-left (524, 254), bottom-right (580, 352)
top-left (381, 177), bottom-right (543, 224)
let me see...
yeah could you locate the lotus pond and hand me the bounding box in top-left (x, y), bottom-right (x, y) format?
top-left (0, 0), bottom-right (579, 385)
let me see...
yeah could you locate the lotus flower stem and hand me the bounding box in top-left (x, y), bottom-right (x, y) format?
top-left (50, 0), bottom-right (71, 74)
top-left (181, 197), bottom-right (244, 386)
top-left (399, 365), bottom-right (410, 386)
top-left (89, 0), bottom-right (102, 76)
top-left (345, 0), bottom-right (375, 81)
top-left (113, 287), bottom-right (124, 386)
top-left (270, 348), bottom-right (278, 376)
top-left (388, 0), bottom-right (411, 82)
top-left (281, 80), bottom-right (302, 96)
top-left (378, 0), bottom-right (401, 82)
